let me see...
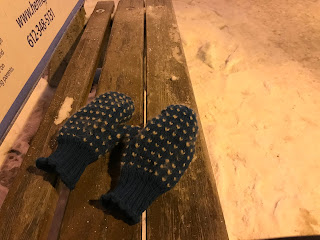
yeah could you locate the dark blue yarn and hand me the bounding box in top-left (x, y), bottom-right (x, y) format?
top-left (101, 105), bottom-right (198, 224)
top-left (36, 92), bottom-right (136, 190)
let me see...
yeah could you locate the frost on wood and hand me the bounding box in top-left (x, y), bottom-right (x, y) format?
top-left (54, 97), bottom-right (74, 125)
top-left (172, 46), bottom-right (184, 64)
top-left (171, 75), bottom-right (179, 81)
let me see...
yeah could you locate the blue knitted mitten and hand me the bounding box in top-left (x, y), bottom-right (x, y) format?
top-left (101, 105), bottom-right (198, 224)
top-left (36, 92), bottom-right (137, 190)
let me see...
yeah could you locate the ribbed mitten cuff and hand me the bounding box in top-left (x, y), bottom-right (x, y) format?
top-left (100, 170), bottom-right (160, 225)
top-left (36, 139), bottom-right (96, 190)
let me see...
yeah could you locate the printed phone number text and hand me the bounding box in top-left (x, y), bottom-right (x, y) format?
top-left (27, 8), bottom-right (55, 48)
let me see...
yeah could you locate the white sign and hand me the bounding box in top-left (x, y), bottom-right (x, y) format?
top-left (0, 0), bottom-right (84, 141)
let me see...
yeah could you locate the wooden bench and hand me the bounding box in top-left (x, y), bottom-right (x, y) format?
top-left (0, 1), bottom-right (229, 239)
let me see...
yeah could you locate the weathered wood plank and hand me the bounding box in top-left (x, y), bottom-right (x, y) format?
top-left (48, 7), bottom-right (86, 87)
top-left (0, 2), bottom-right (114, 239)
top-left (145, 0), bottom-right (229, 239)
top-left (58, 0), bottom-right (144, 239)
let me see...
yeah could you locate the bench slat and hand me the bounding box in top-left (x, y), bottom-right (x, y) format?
top-left (145, 0), bottom-right (229, 239)
top-left (0, 2), bottom-right (114, 239)
top-left (58, 0), bottom-right (144, 239)
top-left (48, 7), bottom-right (86, 87)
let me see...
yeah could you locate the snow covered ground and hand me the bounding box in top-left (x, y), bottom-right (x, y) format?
top-left (172, 0), bottom-right (320, 238)
top-left (1, 0), bottom-right (320, 239)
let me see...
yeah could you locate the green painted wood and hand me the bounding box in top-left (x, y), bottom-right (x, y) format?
top-left (0, 2), bottom-right (114, 239)
top-left (145, 0), bottom-right (229, 239)
top-left (58, 0), bottom-right (144, 239)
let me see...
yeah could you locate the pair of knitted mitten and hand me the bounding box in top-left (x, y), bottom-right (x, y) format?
top-left (36, 92), bottom-right (137, 190)
top-left (101, 105), bottom-right (198, 225)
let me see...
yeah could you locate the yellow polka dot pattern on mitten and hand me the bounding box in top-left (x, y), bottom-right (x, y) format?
top-left (59, 92), bottom-right (134, 158)
top-left (123, 105), bottom-right (198, 190)
top-left (36, 92), bottom-right (135, 190)
top-left (100, 105), bottom-right (198, 225)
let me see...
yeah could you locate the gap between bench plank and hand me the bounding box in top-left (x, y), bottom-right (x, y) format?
top-left (0, 2), bottom-right (114, 239)
top-left (145, 0), bottom-right (229, 239)
top-left (57, 0), bottom-right (144, 239)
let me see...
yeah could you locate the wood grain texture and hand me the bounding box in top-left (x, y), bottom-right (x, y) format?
top-left (48, 184), bottom-right (70, 240)
top-left (58, 0), bottom-right (144, 239)
top-left (0, 2), bottom-right (113, 239)
top-left (145, 0), bottom-right (229, 239)
top-left (48, 7), bottom-right (86, 87)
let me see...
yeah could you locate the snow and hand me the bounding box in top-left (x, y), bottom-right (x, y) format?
top-left (0, 78), bottom-right (54, 167)
top-left (0, 77), bottom-right (55, 206)
top-left (170, 75), bottom-right (179, 81)
top-left (171, 0), bottom-right (320, 238)
top-left (1, 0), bottom-right (320, 238)
top-left (54, 97), bottom-right (74, 125)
